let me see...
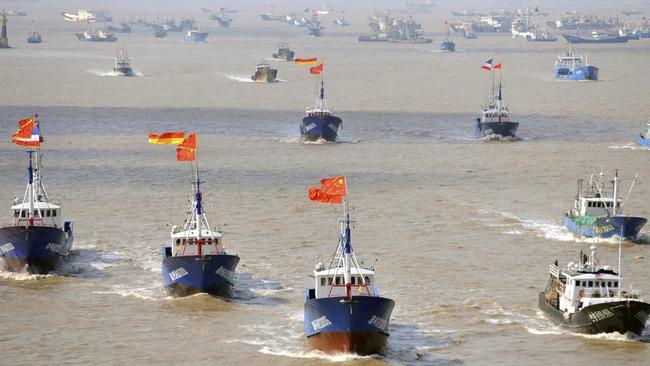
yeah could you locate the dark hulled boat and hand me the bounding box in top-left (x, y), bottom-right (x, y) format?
top-left (158, 133), bottom-right (239, 298)
top-left (272, 42), bottom-right (294, 61)
top-left (562, 170), bottom-right (646, 240)
top-left (300, 82), bottom-right (342, 142)
top-left (113, 48), bottom-right (135, 76)
top-left (639, 123), bottom-right (650, 147)
top-left (562, 33), bottom-right (628, 44)
top-left (540, 246), bottom-right (650, 335)
top-left (251, 61), bottom-right (277, 82)
top-left (0, 116), bottom-right (74, 274)
top-left (27, 23), bottom-right (41, 43)
top-left (476, 83), bottom-right (519, 138)
top-left (304, 179), bottom-right (394, 355)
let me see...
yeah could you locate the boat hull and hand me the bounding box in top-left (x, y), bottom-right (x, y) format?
top-left (114, 67), bottom-right (135, 76)
top-left (476, 121), bottom-right (519, 138)
top-left (300, 115), bottom-right (342, 142)
top-left (562, 34), bottom-right (629, 44)
top-left (162, 252), bottom-right (239, 298)
top-left (539, 292), bottom-right (650, 335)
top-left (0, 224), bottom-right (73, 274)
top-left (556, 65), bottom-right (598, 81)
top-left (184, 33), bottom-right (208, 42)
top-left (639, 134), bottom-right (650, 147)
top-left (252, 68), bottom-right (277, 82)
top-left (304, 295), bottom-right (394, 355)
top-left (440, 41), bottom-right (455, 51)
top-left (562, 215), bottom-right (647, 239)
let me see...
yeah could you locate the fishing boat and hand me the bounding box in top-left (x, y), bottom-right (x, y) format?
top-left (0, 115), bottom-right (74, 274)
top-left (639, 123), bottom-right (650, 147)
top-left (562, 32), bottom-right (628, 44)
top-left (75, 29), bottom-right (117, 42)
top-left (106, 22), bottom-right (131, 33)
top-left (540, 245), bottom-right (650, 335)
top-left (152, 24), bottom-right (167, 38)
top-left (304, 177), bottom-right (394, 355)
top-left (555, 51), bottom-right (598, 81)
top-left (156, 133), bottom-right (240, 298)
top-left (63, 9), bottom-right (112, 23)
top-left (333, 17), bottom-right (349, 26)
top-left (440, 22), bottom-right (455, 51)
top-left (300, 81), bottom-right (342, 142)
top-left (251, 61), bottom-right (277, 82)
top-left (210, 11), bottom-right (232, 27)
top-left (272, 42), bottom-right (294, 61)
top-left (463, 29), bottom-right (477, 39)
top-left (113, 48), bottom-right (135, 76)
top-left (184, 29), bottom-right (207, 42)
top-left (27, 23), bottom-right (41, 43)
top-left (308, 22), bottom-right (324, 37)
top-left (562, 170), bottom-right (646, 240)
top-left (526, 29), bottom-right (557, 42)
top-left (476, 83), bottom-right (519, 138)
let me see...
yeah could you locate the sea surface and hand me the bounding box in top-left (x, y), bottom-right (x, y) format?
top-left (1, 1), bottom-right (650, 365)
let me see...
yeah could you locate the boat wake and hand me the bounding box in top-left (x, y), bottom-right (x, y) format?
top-left (525, 310), bottom-right (650, 341)
top-left (478, 134), bottom-right (522, 142)
top-left (88, 69), bottom-right (144, 77)
top-left (225, 74), bottom-right (287, 83)
top-left (92, 283), bottom-right (159, 301)
top-left (0, 268), bottom-right (55, 281)
top-left (609, 143), bottom-right (648, 151)
top-left (476, 209), bottom-right (636, 244)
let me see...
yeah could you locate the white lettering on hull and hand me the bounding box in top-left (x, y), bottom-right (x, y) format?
top-left (311, 316), bottom-right (332, 331)
top-left (215, 266), bottom-right (234, 282)
top-left (368, 315), bottom-right (389, 330)
top-left (304, 123), bottom-right (316, 132)
top-left (588, 308), bottom-right (614, 323)
top-left (0, 243), bottom-right (15, 255)
top-left (169, 267), bottom-right (188, 281)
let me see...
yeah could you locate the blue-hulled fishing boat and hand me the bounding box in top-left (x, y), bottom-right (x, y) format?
top-left (300, 81), bottom-right (342, 142)
top-left (639, 123), bottom-right (650, 147)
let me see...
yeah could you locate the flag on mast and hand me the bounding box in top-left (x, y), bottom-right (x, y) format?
top-left (309, 63), bottom-right (324, 74)
top-left (11, 115), bottom-right (41, 147)
top-left (308, 176), bottom-right (346, 203)
top-left (295, 58), bottom-right (318, 65)
top-left (148, 132), bottom-right (185, 144)
top-left (176, 132), bottom-right (197, 161)
top-left (481, 59), bottom-right (493, 71)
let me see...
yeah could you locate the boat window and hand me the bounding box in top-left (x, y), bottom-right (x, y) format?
top-left (327, 277), bottom-right (333, 285)
top-left (588, 281), bottom-right (593, 287)
top-left (607, 281), bottom-right (612, 287)
top-left (320, 277), bottom-right (326, 286)
top-left (335, 276), bottom-right (341, 285)
top-left (14, 210), bottom-right (19, 217)
top-left (46, 210), bottom-right (51, 217)
top-left (52, 210), bottom-right (57, 217)
top-left (365, 276), bottom-right (370, 284)
top-left (613, 281), bottom-right (618, 287)
top-left (351, 276), bottom-right (356, 284)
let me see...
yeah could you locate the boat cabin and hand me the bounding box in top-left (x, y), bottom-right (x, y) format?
top-left (309, 262), bottom-right (376, 299)
top-left (169, 227), bottom-right (223, 256)
top-left (11, 201), bottom-right (62, 228)
top-left (548, 260), bottom-right (624, 314)
top-left (570, 175), bottom-right (621, 217)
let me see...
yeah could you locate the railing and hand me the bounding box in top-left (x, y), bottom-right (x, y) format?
top-left (549, 263), bottom-right (559, 277)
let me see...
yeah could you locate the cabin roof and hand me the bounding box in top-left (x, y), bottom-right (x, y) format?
top-left (11, 202), bottom-right (60, 210)
top-left (171, 229), bottom-right (222, 239)
top-left (314, 267), bottom-right (374, 276)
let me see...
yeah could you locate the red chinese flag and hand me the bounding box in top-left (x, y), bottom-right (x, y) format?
top-left (309, 63), bottom-right (324, 75)
top-left (176, 132), bottom-right (197, 161)
top-left (308, 176), bottom-right (346, 204)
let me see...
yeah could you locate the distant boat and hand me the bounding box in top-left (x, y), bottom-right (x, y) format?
top-left (113, 48), bottom-right (135, 76)
top-left (562, 170), bottom-right (646, 240)
top-left (251, 61), bottom-right (277, 82)
top-left (562, 33), bottom-right (628, 44)
top-left (300, 81), bottom-right (342, 142)
top-left (440, 22), bottom-right (455, 51)
top-left (308, 22), bottom-right (324, 37)
top-left (184, 29), bottom-right (207, 42)
top-left (0, 116), bottom-right (74, 274)
top-left (476, 83), bottom-right (519, 138)
top-left (27, 23), bottom-right (41, 43)
top-left (63, 9), bottom-right (112, 23)
top-left (152, 24), bottom-right (167, 38)
top-left (272, 42), bottom-right (294, 61)
top-left (106, 22), bottom-right (131, 33)
top-left (209, 11), bottom-right (232, 27)
top-left (463, 29), bottom-right (477, 39)
top-left (555, 51), bottom-right (598, 81)
top-left (638, 123), bottom-right (650, 147)
top-left (75, 29), bottom-right (117, 42)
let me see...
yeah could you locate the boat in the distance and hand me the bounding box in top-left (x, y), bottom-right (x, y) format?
top-left (0, 115), bottom-right (74, 274)
top-left (27, 23), bottom-right (41, 43)
top-left (555, 51), bottom-right (598, 81)
top-left (540, 245), bottom-right (650, 335)
top-left (113, 48), bottom-right (135, 76)
top-left (562, 31), bottom-right (628, 44)
top-left (153, 132), bottom-right (240, 298)
top-left (308, 22), bottom-right (324, 37)
top-left (184, 29), bottom-right (207, 42)
top-left (152, 24), bottom-right (167, 38)
top-left (476, 83), bottom-right (519, 138)
top-left (75, 29), bottom-right (117, 42)
top-left (562, 170), bottom-right (646, 240)
top-left (300, 81), bottom-right (342, 142)
top-left (272, 42), bottom-right (294, 61)
top-left (304, 177), bottom-right (394, 355)
top-left (63, 9), bottom-right (112, 22)
top-left (106, 22), bottom-right (131, 33)
top-left (251, 61), bottom-right (277, 82)
top-left (440, 22), bottom-right (455, 51)
top-left (639, 123), bottom-right (650, 147)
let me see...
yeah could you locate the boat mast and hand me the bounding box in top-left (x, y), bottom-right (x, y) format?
top-left (612, 169), bottom-right (618, 216)
top-left (342, 197), bottom-right (351, 299)
top-left (27, 151), bottom-right (35, 225)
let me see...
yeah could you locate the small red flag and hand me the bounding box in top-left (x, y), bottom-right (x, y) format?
top-left (309, 63), bottom-right (324, 75)
top-left (176, 132), bottom-right (197, 161)
top-left (308, 176), bottom-right (346, 204)
top-left (494, 63), bottom-right (503, 69)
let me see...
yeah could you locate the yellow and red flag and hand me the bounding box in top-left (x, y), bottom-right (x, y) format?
top-left (308, 176), bottom-right (346, 204)
top-left (295, 58), bottom-right (318, 65)
top-left (176, 132), bottom-right (197, 161)
top-left (309, 63), bottom-right (324, 75)
top-left (148, 132), bottom-right (185, 145)
top-left (11, 115), bottom-right (41, 148)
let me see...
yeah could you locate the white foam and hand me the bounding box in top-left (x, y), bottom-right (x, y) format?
top-left (88, 69), bottom-right (144, 77)
top-left (259, 347), bottom-right (370, 361)
top-left (225, 74), bottom-right (286, 83)
top-left (609, 143), bottom-right (648, 151)
top-left (0, 270), bottom-right (54, 281)
top-left (92, 284), bottom-right (158, 301)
